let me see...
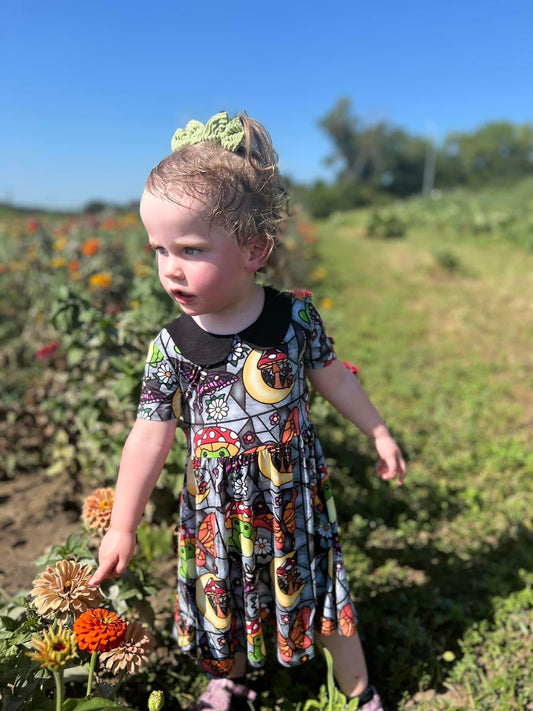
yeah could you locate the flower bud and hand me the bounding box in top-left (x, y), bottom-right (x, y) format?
top-left (148, 690), bottom-right (165, 711)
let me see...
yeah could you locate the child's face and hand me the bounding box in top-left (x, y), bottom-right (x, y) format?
top-left (140, 190), bottom-right (257, 321)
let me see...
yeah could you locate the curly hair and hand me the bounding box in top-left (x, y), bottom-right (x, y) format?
top-left (144, 114), bottom-right (288, 249)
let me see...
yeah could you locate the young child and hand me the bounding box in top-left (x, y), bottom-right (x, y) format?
top-left (90, 112), bottom-right (406, 711)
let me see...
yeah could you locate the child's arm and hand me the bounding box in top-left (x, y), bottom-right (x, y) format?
top-left (307, 359), bottom-right (406, 484)
top-left (89, 418), bottom-right (177, 586)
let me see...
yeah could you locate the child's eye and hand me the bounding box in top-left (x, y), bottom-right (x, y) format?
top-left (184, 247), bottom-right (200, 256)
top-left (154, 246), bottom-right (169, 257)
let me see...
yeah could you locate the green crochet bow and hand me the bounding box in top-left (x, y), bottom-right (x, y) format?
top-left (171, 112), bottom-right (244, 152)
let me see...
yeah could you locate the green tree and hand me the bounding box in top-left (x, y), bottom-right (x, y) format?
top-left (440, 121), bottom-right (533, 185)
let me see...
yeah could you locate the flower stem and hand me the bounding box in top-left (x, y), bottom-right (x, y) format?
top-left (53, 670), bottom-right (64, 711)
top-left (86, 651), bottom-right (98, 697)
top-left (109, 667), bottom-right (127, 699)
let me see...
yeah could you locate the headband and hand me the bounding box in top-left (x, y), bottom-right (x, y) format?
top-left (171, 111), bottom-right (245, 152)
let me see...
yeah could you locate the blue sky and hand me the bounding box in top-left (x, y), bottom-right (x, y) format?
top-left (1, 0), bottom-right (531, 210)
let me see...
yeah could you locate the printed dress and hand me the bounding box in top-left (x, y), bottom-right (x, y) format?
top-left (138, 287), bottom-right (357, 676)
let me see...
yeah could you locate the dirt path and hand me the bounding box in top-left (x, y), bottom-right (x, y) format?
top-left (0, 469), bottom-right (81, 597)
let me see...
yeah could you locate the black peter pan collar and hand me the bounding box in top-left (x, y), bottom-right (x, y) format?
top-left (164, 286), bottom-right (293, 366)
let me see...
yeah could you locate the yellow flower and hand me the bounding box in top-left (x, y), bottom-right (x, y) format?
top-left (50, 257), bottom-right (67, 269)
top-left (53, 237), bottom-right (68, 252)
top-left (130, 299), bottom-right (140, 309)
top-left (100, 621), bottom-right (156, 674)
top-left (82, 487), bottom-right (114, 533)
top-left (30, 560), bottom-right (102, 622)
top-left (284, 237), bottom-right (298, 252)
top-left (310, 267), bottom-right (328, 282)
top-left (134, 262), bottom-right (151, 278)
top-left (27, 626), bottom-right (77, 671)
top-left (320, 297), bottom-right (334, 310)
top-left (118, 213), bottom-right (139, 228)
top-left (89, 272), bottom-right (113, 289)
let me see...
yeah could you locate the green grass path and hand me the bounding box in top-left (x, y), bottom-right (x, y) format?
top-left (304, 205), bottom-right (533, 710)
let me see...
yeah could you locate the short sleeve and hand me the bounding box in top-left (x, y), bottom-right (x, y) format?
top-left (137, 329), bottom-right (182, 421)
top-left (293, 296), bottom-right (336, 370)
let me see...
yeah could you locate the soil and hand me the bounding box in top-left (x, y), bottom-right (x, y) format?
top-left (0, 469), bottom-right (81, 597)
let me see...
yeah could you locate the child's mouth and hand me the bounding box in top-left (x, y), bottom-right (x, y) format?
top-left (172, 290), bottom-right (195, 305)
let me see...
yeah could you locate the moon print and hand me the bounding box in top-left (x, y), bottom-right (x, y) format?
top-left (242, 349), bottom-right (295, 404)
top-left (270, 552), bottom-right (305, 608)
top-left (196, 573), bottom-right (232, 630)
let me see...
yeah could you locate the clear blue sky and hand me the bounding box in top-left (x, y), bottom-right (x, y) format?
top-left (1, 0), bottom-right (531, 210)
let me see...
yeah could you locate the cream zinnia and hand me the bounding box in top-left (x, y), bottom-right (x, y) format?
top-left (30, 560), bottom-right (102, 622)
top-left (100, 621), bottom-right (156, 674)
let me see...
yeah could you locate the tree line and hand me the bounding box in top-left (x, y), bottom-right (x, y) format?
top-left (290, 97), bottom-right (533, 217)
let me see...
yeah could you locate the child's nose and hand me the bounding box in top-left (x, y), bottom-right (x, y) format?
top-left (165, 257), bottom-right (185, 281)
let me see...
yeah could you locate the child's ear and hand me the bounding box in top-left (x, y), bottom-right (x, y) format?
top-left (245, 234), bottom-right (273, 272)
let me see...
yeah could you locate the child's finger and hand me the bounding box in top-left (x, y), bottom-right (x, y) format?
top-left (376, 455), bottom-right (406, 485)
top-left (89, 559), bottom-right (118, 587)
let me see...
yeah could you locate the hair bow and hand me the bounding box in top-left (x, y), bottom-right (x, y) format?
top-left (171, 112), bottom-right (244, 152)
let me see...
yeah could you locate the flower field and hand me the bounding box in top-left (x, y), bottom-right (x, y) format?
top-left (0, 179), bottom-right (532, 710)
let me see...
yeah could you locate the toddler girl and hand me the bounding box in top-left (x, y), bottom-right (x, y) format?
top-left (90, 112), bottom-right (405, 711)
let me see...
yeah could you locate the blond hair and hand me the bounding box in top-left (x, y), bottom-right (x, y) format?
top-left (145, 114), bottom-right (288, 248)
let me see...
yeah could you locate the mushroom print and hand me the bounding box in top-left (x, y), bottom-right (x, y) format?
top-left (194, 427), bottom-right (241, 459)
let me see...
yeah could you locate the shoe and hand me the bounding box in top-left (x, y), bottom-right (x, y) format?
top-left (191, 678), bottom-right (257, 711)
top-left (358, 685), bottom-right (384, 711)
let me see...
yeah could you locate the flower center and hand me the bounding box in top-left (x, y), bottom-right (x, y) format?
top-left (53, 642), bottom-right (67, 652)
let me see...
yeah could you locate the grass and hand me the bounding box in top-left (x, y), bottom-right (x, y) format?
top-left (301, 189), bottom-right (533, 709)
top-left (1, 183), bottom-right (532, 709)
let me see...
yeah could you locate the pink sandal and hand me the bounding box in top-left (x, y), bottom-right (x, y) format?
top-left (357, 684), bottom-right (384, 711)
top-left (191, 678), bottom-right (257, 711)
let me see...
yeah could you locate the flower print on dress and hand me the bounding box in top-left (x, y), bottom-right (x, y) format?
top-left (254, 537), bottom-right (272, 557)
top-left (228, 339), bottom-right (246, 367)
top-left (242, 431), bottom-right (255, 446)
top-left (157, 363), bottom-right (176, 386)
top-left (317, 519), bottom-right (333, 540)
top-left (232, 475), bottom-right (248, 498)
top-left (205, 395), bottom-right (229, 422)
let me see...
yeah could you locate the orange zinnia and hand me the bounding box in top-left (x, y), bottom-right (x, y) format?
top-left (81, 238), bottom-right (100, 256)
top-left (73, 608), bottom-right (127, 652)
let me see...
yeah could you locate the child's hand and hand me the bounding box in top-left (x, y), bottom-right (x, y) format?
top-left (89, 529), bottom-right (137, 587)
top-left (373, 432), bottom-right (406, 485)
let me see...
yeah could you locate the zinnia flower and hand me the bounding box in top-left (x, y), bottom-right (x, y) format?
top-left (89, 272), bottom-right (113, 289)
top-left (81, 237), bottom-right (100, 256)
top-left (82, 487), bottom-right (114, 533)
top-left (73, 608), bottom-right (127, 653)
top-left (26, 626), bottom-right (77, 671)
top-left (31, 561), bottom-right (101, 622)
top-left (36, 341), bottom-right (60, 361)
top-left (342, 361), bottom-right (359, 376)
top-left (100, 621), bottom-right (155, 674)
top-left (50, 257), bottom-right (67, 268)
top-left (310, 267), bottom-right (327, 282)
top-left (292, 288), bottom-right (312, 300)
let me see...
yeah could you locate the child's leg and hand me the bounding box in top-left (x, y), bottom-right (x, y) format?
top-left (315, 630), bottom-right (368, 697)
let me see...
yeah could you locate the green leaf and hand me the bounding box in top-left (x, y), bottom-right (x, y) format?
top-left (62, 698), bottom-right (137, 710)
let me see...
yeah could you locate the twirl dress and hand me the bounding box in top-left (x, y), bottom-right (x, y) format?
top-left (138, 287), bottom-right (357, 676)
